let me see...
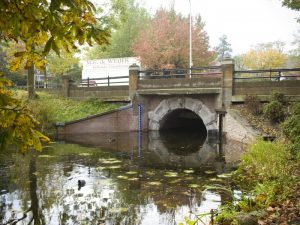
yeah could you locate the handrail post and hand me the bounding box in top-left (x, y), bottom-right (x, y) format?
top-left (87, 77), bottom-right (89, 87)
top-left (129, 63), bottom-right (140, 101)
top-left (221, 58), bottom-right (235, 108)
top-left (108, 76), bottom-right (110, 86)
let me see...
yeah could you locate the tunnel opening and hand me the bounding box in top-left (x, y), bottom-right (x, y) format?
top-left (158, 109), bottom-right (207, 155)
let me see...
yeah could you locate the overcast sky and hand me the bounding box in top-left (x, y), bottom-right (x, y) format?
top-left (140, 0), bottom-right (299, 55)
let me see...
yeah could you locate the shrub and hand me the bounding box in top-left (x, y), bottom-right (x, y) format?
top-left (281, 115), bottom-right (300, 143)
top-left (263, 100), bottom-right (285, 123)
top-left (291, 102), bottom-right (300, 115)
top-left (238, 139), bottom-right (295, 204)
top-left (271, 91), bottom-right (286, 105)
top-left (244, 95), bottom-right (262, 115)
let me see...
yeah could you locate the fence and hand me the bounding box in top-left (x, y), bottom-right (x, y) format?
top-left (138, 66), bottom-right (221, 79)
top-left (234, 68), bottom-right (300, 81)
top-left (80, 76), bottom-right (129, 87)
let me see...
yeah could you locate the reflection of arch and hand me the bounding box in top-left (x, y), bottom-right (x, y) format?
top-left (147, 131), bottom-right (219, 167)
top-left (148, 97), bottom-right (217, 132)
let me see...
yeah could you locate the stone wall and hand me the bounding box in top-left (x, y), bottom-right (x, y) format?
top-left (56, 105), bottom-right (134, 134)
top-left (69, 85), bottom-right (129, 100)
top-left (223, 109), bottom-right (260, 144)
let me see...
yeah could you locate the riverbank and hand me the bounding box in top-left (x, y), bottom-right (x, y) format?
top-left (215, 97), bottom-right (300, 224)
top-left (13, 90), bottom-right (118, 137)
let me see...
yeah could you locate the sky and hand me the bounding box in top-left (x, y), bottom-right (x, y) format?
top-left (140, 0), bottom-right (299, 55)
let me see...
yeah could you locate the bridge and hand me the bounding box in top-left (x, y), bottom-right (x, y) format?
top-left (57, 58), bottom-right (300, 142)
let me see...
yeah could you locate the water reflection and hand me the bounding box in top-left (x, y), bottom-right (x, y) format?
top-left (0, 131), bottom-right (245, 225)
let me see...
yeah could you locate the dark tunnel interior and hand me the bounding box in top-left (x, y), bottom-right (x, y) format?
top-left (158, 109), bottom-right (207, 155)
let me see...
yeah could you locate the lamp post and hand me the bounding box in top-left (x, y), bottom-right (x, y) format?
top-left (189, 0), bottom-right (193, 77)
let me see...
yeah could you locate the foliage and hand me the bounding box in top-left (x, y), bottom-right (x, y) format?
top-left (263, 100), bottom-right (285, 123)
top-left (0, 76), bottom-right (50, 153)
top-left (244, 95), bottom-right (262, 115)
top-left (282, 0), bottom-right (300, 11)
top-left (21, 91), bottom-right (118, 134)
top-left (281, 103), bottom-right (300, 144)
top-left (84, 0), bottom-right (150, 59)
top-left (46, 49), bottom-right (80, 76)
top-left (241, 41), bottom-right (287, 70)
top-left (133, 8), bottom-right (214, 69)
top-left (237, 139), bottom-right (295, 204)
top-left (271, 91), bottom-right (287, 104)
top-left (0, 0), bottom-right (126, 98)
top-left (215, 35), bottom-right (232, 62)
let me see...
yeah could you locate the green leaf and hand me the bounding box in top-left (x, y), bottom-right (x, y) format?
top-left (43, 37), bottom-right (53, 56)
top-left (51, 40), bottom-right (60, 56)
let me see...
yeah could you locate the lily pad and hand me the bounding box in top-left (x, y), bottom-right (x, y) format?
top-left (183, 169), bottom-right (194, 174)
top-left (148, 181), bottom-right (162, 186)
top-left (110, 208), bottom-right (129, 213)
top-left (38, 155), bottom-right (55, 158)
top-left (209, 178), bottom-right (223, 182)
top-left (164, 172), bottom-right (178, 177)
top-left (117, 175), bottom-right (128, 180)
top-left (188, 184), bottom-right (200, 188)
top-left (204, 170), bottom-right (216, 175)
top-left (217, 173), bottom-right (233, 178)
top-left (79, 153), bottom-right (92, 156)
top-left (128, 177), bottom-right (139, 181)
top-left (126, 171), bottom-right (138, 175)
top-left (107, 165), bottom-right (122, 169)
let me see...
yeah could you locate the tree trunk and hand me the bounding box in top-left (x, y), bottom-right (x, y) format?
top-left (27, 63), bottom-right (35, 99)
top-left (44, 67), bottom-right (47, 88)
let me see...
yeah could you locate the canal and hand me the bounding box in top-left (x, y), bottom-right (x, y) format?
top-left (0, 131), bottom-right (245, 225)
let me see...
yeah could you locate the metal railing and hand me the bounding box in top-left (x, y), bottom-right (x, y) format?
top-left (138, 66), bottom-right (221, 80)
top-left (234, 68), bottom-right (300, 81)
top-left (80, 76), bottom-right (129, 87)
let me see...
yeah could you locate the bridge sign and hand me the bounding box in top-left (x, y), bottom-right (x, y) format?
top-left (82, 57), bottom-right (140, 86)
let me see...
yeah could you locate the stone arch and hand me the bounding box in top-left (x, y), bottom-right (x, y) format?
top-left (148, 97), bottom-right (217, 132)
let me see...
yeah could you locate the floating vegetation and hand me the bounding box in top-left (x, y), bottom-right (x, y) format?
top-left (107, 165), bottom-right (122, 169)
top-left (38, 155), bottom-right (55, 158)
top-left (183, 169), bottom-right (194, 174)
top-left (148, 181), bottom-right (162, 186)
top-left (145, 171), bottom-right (155, 176)
top-left (126, 171), bottom-right (138, 175)
top-left (204, 170), bottom-right (216, 175)
top-left (217, 173), bottom-right (233, 178)
top-left (117, 175), bottom-right (128, 180)
top-left (184, 176), bottom-right (194, 181)
top-left (109, 208), bottom-right (129, 213)
top-left (96, 166), bottom-right (106, 171)
top-left (78, 153), bottom-right (92, 156)
top-left (188, 184), bottom-right (200, 188)
top-left (169, 179), bottom-right (181, 184)
top-left (100, 159), bottom-right (122, 164)
top-left (164, 171), bottom-right (178, 177)
top-left (209, 178), bottom-right (223, 182)
top-left (128, 177), bottom-right (139, 181)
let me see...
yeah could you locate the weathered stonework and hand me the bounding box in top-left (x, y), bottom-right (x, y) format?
top-left (148, 97), bottom-right (217, 132)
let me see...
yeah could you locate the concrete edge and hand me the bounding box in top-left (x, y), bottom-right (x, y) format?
top-left (55, 104), bottom-right (133, 127)
top-left (226, 108), bottom-right (261, 142)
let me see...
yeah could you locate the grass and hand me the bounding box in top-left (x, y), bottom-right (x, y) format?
top-left (13, 90), bottom-right (118, 135)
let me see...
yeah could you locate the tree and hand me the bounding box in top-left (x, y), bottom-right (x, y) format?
top-left (132, 8), bottom-right (214, 69)
top-left (241, 41), bottom-right (287, 70)
top-left (281, 0), bottom-right (300, 10)
top-left (0, 76), bottom-right (50, 153)
top-left (84, 0), bottom-right (150, 59)
top-left (47, 49), bottom-right (79, 76)
top-left (215, 35), bottom-right (232, 62)
top-left (0, 0), bottom-right (125, 99)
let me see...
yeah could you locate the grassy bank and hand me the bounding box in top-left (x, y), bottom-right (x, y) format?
top-left (215, 96), bottom-right (300, 224)
top-left (14, 90), bottom-right (118, 136)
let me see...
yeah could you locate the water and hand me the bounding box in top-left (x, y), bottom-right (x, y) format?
top-left (0, 131), bottom-right (245, 225)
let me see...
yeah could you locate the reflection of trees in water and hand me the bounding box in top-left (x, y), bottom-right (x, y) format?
top-left (0, 144), bottom-right (236, 225)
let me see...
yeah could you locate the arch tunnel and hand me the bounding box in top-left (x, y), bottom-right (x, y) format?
top-left (158, 109), bottom-right (208, 155)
